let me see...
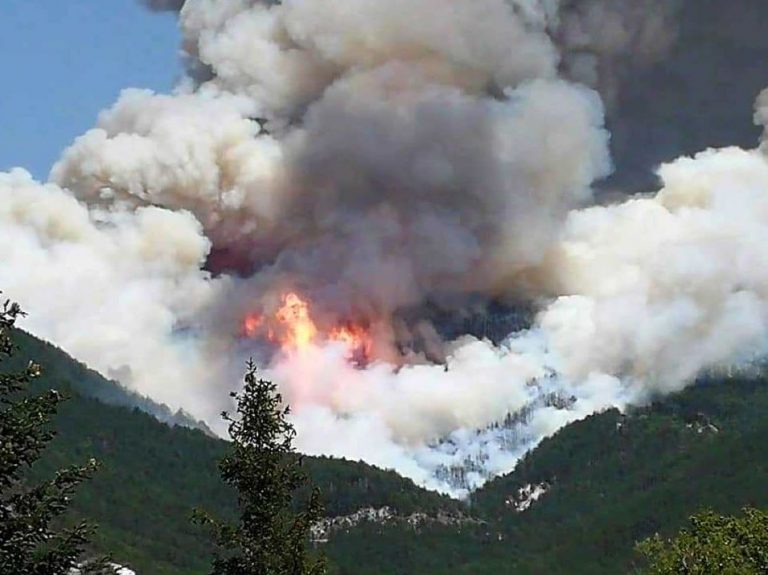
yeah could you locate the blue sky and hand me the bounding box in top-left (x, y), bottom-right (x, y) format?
top-left (0, 1), bottom-right (181, 179)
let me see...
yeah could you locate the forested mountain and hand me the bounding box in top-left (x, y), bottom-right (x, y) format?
top-left (13, 328), bottom-right (768, 574)
top-left (6, 1), bottom-right (768, 574)
top-left (6, 329), bottom-right (213, 433)
top-left (322, 371), bottom-right (768, 575)
top-left (12, 329), bottom-right (461, 575)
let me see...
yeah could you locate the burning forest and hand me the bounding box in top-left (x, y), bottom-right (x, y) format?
top-left (4, 0), bottom-right (768, 495)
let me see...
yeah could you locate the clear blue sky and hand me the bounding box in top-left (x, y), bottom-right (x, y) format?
top-left (0, 1), bottom-right (181, 179)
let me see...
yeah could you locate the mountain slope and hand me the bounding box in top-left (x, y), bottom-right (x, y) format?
top-left (469, 374), bottom-right (768, 573)
top-left (322, 371), bottom-right (768, 575)
top-left (11, 329), bottom-right (460, 575)
top-left (7, 328), bottom-right (212, 432)
top-left (14, 328), bottom-right (768, 574)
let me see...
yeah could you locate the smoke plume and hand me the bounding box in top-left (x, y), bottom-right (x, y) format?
top-left (141, 0), bottom-right (186, 12)
top-left (4, 0), bottom-right (765, 495)
top-left (552, 0), bottom-right (682, 102)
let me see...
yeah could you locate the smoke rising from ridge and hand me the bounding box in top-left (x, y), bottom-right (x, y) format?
top-left (0, 169), bottom-right (228, 418)
top-left (3, 0), bottom-right (766, 494)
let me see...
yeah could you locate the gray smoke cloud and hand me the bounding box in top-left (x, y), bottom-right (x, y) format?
top-left (139, 0), bottom-right (681, 105)
top-left (551, 0), bottom-right (682, 103)
top-left (8, 0), bottom-right (767, 496)
top-left (141, 0), bottom-right (186, 12)
top-left (52, 0), bottom-right (613, 343)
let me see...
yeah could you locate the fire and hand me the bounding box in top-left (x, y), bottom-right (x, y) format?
top-left (275, 292), bottom-right (318, 350)
top-left (242, 313), bottom-right (263, 338)
top-left (242, 291), bottom-right (373, 362)
top-left (329, 324), bottom-right (374, 359)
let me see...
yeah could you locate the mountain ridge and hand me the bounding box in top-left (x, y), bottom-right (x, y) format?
top-left (13, 328), bottom-right (462, 574)
top-left (14, 327), bottom-right (768, 574)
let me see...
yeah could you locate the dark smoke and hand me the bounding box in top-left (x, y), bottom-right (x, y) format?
top-left (140, 0), bottom-right (186, 12)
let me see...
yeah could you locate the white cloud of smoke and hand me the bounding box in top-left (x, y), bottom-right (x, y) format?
top-left (0, 169), bottom-right (230, 420)
top-left (544, 145), bottom-right (768, 392)
top-left (3, 0), bottom-right (766, 495)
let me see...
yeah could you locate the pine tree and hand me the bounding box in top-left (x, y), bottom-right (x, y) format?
top-left (195, 360), bottom-right (326, 575)
top-left (0, 299), bottom-right (114, 575)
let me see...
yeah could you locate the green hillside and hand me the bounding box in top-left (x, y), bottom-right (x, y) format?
top-left (322, 371), bottom-right (768, 575)
top-left (12, 328), bottom-right (768, 574)
top-left (10, 329), bottom-right (460, 575)
top-left (6, 329), bottom-right (213, 432)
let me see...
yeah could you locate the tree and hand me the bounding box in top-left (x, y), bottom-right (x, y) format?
top-left (0, 299), bottom-right (114, 575)
top-left (637, 507), bottom-right (768, 574)
top-left (195, 360), bottom-right (326, 575)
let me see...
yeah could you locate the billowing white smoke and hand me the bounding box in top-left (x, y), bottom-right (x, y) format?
top-left (3, 0), bottom-right (765, 495)
top-left (49, 0), bottom-right (615, 363)
top-left (51, 2), bottom-right (612, 319)
top-left (0, 169), bottom-right (230, 420)
top-left (544, 145), bottom-right (768, 392)
top-left (264, 141), bottom-right (768, 493)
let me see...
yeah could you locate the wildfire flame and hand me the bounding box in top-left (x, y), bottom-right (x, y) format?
top-left (242, 292), bottom-right (373, 361)
top-left (275, 292), bottom-right (318, 349)
top-left (329, 323), bottom-right (374, 359)
top-left (242, 314), bottom-right (263, 338)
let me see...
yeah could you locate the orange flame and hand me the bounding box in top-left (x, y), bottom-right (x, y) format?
top-left (242, 313), bottom-right (263, 338)
top-left (275, 292), bottom-right (318, 350)
top-left (329, 324), bottom-right (374, 359)
top-left (242, 291), bottom-right (373, 361)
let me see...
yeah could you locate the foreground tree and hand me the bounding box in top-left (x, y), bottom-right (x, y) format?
top-left (195, 360), bottom-right (326, 575)
top-left (637, 507), bottom-right (768, 574)
top-left (0, 299), bottom-right (113, 575)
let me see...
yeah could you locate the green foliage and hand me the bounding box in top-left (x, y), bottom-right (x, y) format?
top-left (6, 325), bottom-right (456, 574)
top-left (637, 508), bottom-right (768, 574)
top-left (17, 324), bottom-right (768, 575)
top-left (195, 361), bottom-right (326, 575)
top-left (0, 300), bottom-right (111, 575)
top-left (322, 373), bottom-right (768, 575)
top-left (2, 327), bottom-right (209, 432)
